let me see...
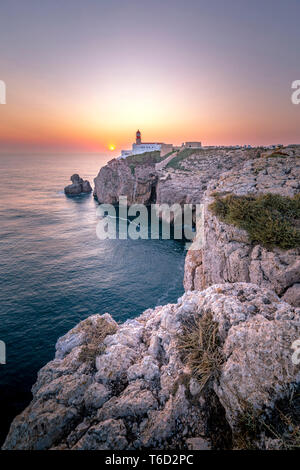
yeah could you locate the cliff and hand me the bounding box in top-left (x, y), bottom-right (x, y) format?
top-left (93, 152), bottom-right (161, 204)
top-left (3, 284), bottom-right (300, 450)
top-left (3, 146), bottom-right (300, 450)
top-left (94, 147), bottom-right (260, 206)
top-left (184, 149), bottom-right (300, 307)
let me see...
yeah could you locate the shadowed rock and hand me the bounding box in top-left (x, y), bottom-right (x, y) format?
top-left (64, 174), bottom-right (92, 195)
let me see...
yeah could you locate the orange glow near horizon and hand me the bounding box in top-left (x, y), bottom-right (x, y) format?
top-left (0, 2), bottom-right (299, 154)
top-left (1, 66), bottom-right (299, 153)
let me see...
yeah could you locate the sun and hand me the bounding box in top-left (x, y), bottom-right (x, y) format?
top-left (109, 144), bottom-right (116, 151)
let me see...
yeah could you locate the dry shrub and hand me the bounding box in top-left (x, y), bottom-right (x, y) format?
top-left (234, 390), bottom-right (300, 450)
top-left (177, 311), bottom-right (224, 390)
top-left (78, 317), bottom-right (117, 365)
top-left (210, 193), bottom-right (300, 249)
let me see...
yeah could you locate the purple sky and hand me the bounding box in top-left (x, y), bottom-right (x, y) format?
top-left (0, 0), bottom-right (299, 152)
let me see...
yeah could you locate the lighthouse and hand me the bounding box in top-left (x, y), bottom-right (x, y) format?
top-left (119, 130), bottom-right (173, 159)
top-left (136, 129), bottom-right (141, 145)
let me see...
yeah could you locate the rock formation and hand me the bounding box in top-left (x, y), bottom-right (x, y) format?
top-left (64, 174), bottom-right (92, 195)
top-left (93, 159), bottom-right (157, 205)
top-left (3, 284), bottom-right (300, 450)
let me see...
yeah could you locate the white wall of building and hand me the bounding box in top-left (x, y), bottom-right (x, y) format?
top-left (132, 143), bottom-right (161, 154)
top-left (119, 143), bottom-right (162, 158)
top-left (119, 150), bottom-right (132, 159)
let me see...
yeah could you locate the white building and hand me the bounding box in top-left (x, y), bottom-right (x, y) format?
top-left (183, 141), bottom-right (202, 149)
top-left (119, 130), bottom-right (173, 159)
top-left (120, 150), bottom-right (132, 158)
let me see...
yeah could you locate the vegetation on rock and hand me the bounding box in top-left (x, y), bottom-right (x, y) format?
top-left (78, 317), bottom-right (117, 366)
top-left (234, 389), bottom-right (300, 450)
top-left (266, 150), bottom-right (289, 158)
top-left (125, 151), bottom-right (164, 175)
top-left (210, 193), bottom-right (300, 249)
top-left (166, 148), bottom-right (197, 169)
top-left (177, 311), bottom-right (224, 390)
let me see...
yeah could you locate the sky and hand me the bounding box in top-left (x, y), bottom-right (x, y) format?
top-left (0, 0), bottom-right (299, 154)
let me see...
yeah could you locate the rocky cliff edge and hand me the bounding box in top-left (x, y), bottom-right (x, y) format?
top-left (3, 284), bottom-right (300, 450)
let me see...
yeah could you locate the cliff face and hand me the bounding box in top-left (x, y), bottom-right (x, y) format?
top-left (3, 284), bottom-right (300, 450)
top-left (184, 152), bottom-right (300, 307)
top-left (156, 148), bottom-right (259, 206)
top-left (94, 148), bottom-right (260, 206)
top-left (93, 159), bottom-right (157, 205)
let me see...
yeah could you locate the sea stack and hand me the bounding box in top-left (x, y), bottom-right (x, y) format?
top-left (64, 174), bottom-right (92, 195)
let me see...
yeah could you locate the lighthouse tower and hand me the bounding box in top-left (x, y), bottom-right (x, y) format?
top-left (136, 129), bottom-right (141, 145)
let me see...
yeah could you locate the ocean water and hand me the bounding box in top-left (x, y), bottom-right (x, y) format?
top-left (0, 154), bottom-right (185, 445)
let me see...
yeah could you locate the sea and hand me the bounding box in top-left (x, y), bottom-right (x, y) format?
top-left (0, 153), bottom-right (185, 445)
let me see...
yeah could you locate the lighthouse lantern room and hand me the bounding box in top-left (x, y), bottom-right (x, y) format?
top-left (136, 129), bottom-right (141, 145)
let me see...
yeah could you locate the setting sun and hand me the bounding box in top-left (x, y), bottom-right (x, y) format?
top-left (109, 145), bottom-right (116, 151)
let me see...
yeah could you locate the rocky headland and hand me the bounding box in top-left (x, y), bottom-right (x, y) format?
top-left (93, 147), bottom-right (259, 206)
top-left (3, 145), bottom-right (300, 450)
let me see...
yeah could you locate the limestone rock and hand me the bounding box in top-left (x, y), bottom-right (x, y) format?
top-left (73, 419), bottom-right (128, 450)
top-left (282, 284), bottom-right (300, 306)
top-left (3, 284), bottom-right (300, 450)
top-left (64, 174), bottom-right (92, 195)
top-left (186, 437), bottom-right (211, 450)
top-left (93, 159), bottom-right (157, 204)
top-left (83, 383), bottom-right (111, 410)
top-left (184, 153), bottom-right (300, 307)
top-left (93, 148), bottom-right (259, 206)
top-left (71, 174), bottom-right (83, 184)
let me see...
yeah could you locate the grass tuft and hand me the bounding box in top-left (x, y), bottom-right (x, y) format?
top-left (234, 403), bottom-right (263, 449)
top-left (177, 311), bottom-right (224, 391)
top-left (234, 391), bottom-right (300, 450)
top-left (209, 193), bottom-right (300, 249)
top-left (78, 317), bottom-right (117, 366)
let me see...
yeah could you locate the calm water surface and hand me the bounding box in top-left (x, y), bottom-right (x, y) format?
top-left (0, 154), bottom-right (185, 444)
